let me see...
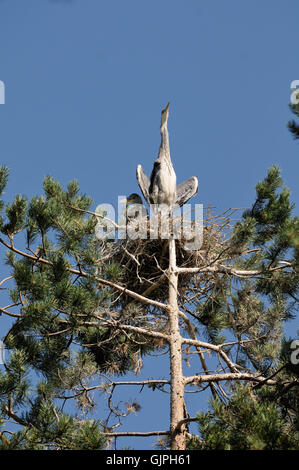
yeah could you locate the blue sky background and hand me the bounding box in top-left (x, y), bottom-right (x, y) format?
top-left (0, 0), bottom-right (298, 450)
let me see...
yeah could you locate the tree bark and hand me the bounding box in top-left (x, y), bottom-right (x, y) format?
top-left (168, 237), bottom-right (186, 450)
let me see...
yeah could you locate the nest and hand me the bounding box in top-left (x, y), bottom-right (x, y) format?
top-left (97, 208), bottom-right (234, 307)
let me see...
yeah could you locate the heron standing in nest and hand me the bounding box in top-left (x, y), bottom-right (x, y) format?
top-left (149, 103), bottom-right (177, 209)
top-left (134, 103), bottom-right (198, 245)
top-left (136, 104), bottom-right (198, 209)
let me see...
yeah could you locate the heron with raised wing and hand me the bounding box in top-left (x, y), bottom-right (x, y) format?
top-left (136, 103), bottom-right (198, 210)
top-left (149, 103), bottom-right (177, 208)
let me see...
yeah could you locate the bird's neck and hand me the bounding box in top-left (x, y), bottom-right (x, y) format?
top-left (158, 124), bottom-right (170, 160)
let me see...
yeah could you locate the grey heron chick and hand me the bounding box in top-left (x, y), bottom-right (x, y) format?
top-left (121, 193), bottom-right (148, 225)
top-left (149, 103), bottom-right (177, 208)
top-left (124, 193), bottom-right (143, 206)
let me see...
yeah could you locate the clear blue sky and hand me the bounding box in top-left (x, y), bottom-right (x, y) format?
top-left (0, 0), bottom-right (298, 450)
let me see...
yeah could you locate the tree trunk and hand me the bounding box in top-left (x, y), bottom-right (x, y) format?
top-left (168, 237), bottom-right (186, 450)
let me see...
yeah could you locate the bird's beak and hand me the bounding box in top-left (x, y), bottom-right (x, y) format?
top-left (165, 102), bottom-right (170, 120)
top-left (161, 102), bottom-right (170, 125)
top-left (120, 197), bottom-right (136, 203)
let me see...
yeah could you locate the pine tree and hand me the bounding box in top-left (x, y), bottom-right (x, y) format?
top-left (0, 162), bottom-right (298, 450)
top-left (288, 85), bottom-right (299, 139)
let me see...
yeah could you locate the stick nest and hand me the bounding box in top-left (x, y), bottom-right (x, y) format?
top-left (97, 209), bottom-right (232, 306)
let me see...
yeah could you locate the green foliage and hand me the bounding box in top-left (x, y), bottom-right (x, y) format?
top-left (188, 385), bottom-right (299, 450)
top-left (3, 194), bottom-right (27, 235)
top-left (196, 279), bottom-right (230, 344)
top-left (0, 349), bottom-right (106, 450)
top-left (288, 100), bottom-right (299, 139)
top-left (0, 163), bottom-right (298, 450)
top-left (242, 165), bottom-right (293, 246)
top-left (0, 172), bottom-right (160, 448)
top-left (78, 320), bottom-right (153, 375)
top-left (104, 262), bottom-right (124, 282)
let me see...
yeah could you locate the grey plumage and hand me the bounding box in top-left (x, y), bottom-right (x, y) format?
top-left (136, 165), bottom-right (151, 206)
top-left (176, 176), bottom-right (198, 207)
top-left (121, 193), bottom-right (146, 223)
top-left (148, 103), bottom-right (177, 207)
top-left (125, 193), bottom-right (143, 206)
top-left (136, 104), bottom-right (198, 208)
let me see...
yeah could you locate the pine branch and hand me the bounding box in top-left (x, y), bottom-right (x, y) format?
top-left (185, 372), bottom-right (276, 386)
top-left (0, 275), bottom-right (13, 287)
top-left (181, 337), bottom-right (239, 373)
top-left (0, 236), bottom-right (168, 310)
top-left (61, 316), bottom-right (170, 343)
top-left (173, 416), bottom-right (201, 433)
top-left (4, 405), bottom-right (31, 428)
top-left (104, 379), bottom-right (170, 388)
top-left (176, 263), bottom-right (294, 277)
top-left (288, 119), bottom-right (299, 139)
top-left (0, 305), bottom-right (22, 318)
top-left (178, 308), bottom-right (218, 399)
top-left (103, 430), bottom-right (169, 437)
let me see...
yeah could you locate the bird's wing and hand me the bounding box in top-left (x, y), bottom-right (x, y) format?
top-left (176, 176), bottom-right (198, 207)
top-left (136, 164), bottom-right (151, 205)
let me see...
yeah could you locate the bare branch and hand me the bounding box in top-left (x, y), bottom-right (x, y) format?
top-left (68, 204), bottom-right (125, 231)
top-left (176, 263), bottom-right (294, 277)
top-left (103, 379), bottom-right (169, 388)
top-left (185, 372), bottom-right (276, 386)
top-left (103, 430), bottom-right (169, 437)
top-left (0, 307), bottom-right (22, 318)
top-left (60, 315), bottom-right (170, 343)
top-left (0, 275), bottom-right (13, 287)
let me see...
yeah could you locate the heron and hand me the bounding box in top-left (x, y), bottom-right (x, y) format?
top-left (120, 193), bottom-right (148, 238)
top-left (121, 193), bottom-right (145, 222)
top-left (148, 103), bottom-right (177, 208)
top-left (136, 104), bottom-right (198, 209)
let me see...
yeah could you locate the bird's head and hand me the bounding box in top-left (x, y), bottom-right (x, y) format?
top-left (120, 193), bottom-right (143, 205)
top-left (160, 102), bottom-right (170, 127)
